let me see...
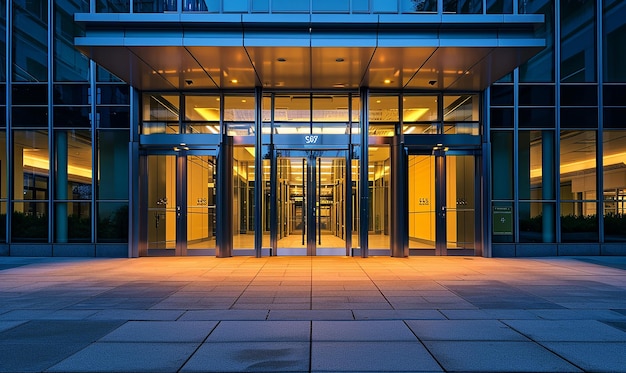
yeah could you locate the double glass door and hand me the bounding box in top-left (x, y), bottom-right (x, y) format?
top-left (146, 152), bottom-right (217, 255)
top-left (275, 150), bottom-right (347, 255)
top-left (408, 152), bottom-right (477, 255)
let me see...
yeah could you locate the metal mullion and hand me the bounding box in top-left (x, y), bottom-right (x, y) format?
top-left (48, 0), bottom-right (54, 246)
top-left (554, 0), bottom-right (561, 246)
top-left (6, 0), bottom-right (12, 245)
top-left (597, 0), bottom-right (604, 245)
top-left (90, 60), bottom-right (96, 245)
top-left (513, 67), bottom-right (519, 244)
top-left (254, 87), bottom-right (263, 257)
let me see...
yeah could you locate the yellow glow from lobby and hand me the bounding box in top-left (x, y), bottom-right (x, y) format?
top-left (530, 152), bottom-right (626, 179)
top-left (23, 154), bottom-right (92, 179)
top-left (194, 108), bottom-right (220, 121)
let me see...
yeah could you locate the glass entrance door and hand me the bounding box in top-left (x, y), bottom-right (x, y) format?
top-left (275, 150), bottom-right (347, 255)
top-left (408, 152), bottom-right (476, 255)
top-left (146, 152), bottom-right (217, 255)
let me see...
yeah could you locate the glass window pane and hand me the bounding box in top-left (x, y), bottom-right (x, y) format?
top-left (183, 0), bottom-right (210, 12)
top-left (519, 108), bottom-right (555, 128)
top-left (490, 85), bottom-right (514, 106)
top-left (55, 1), bottom-right (89, 81)
top-left (490, 108), bottom-right (513, 128)
top-left (55, 130), bottom-right (92, 200)
top-left (188, 155), bottom-right (216, 251)
top-left (0, 130), bottom-right (5, 199)
top-left (519, 130), bottom-right (556, 201)
top-left (313, 95), bottom-right (348, 123)
top-left (369, 146), bottom-right (390, 249)
top-left (0, 0), bottom-right (6, 82)
top-left (402, 0), bottom-right (437, 12)
top-left (561, 0), bottom-right (596, 82)
top-left (13, 84), bottom-right (47, 105)
top-left (273, 0), bottom-right (309, 12)
top-left (12, 201), bottom-right (48, 242)
top-left (519, 85), bottom-right (554, 106)
top-left (97, 107), bottom-right (130, 128)
top-left (487, 0), bottom-right (512, 14)
top-left (561, 202), bottom-right (597, 243)
top-left (560, 130), bottom-right (596, 206)
top-left (144, 93), bottom-right (179, 122)
top-left (97, 202), bottom-right (128, 243)
top-left (313, 0), bottom-right (349, 12)
top-left (403, 95), bottom-right (438, 122)
top-left (604, 0), bottom-right (626, 82)
top-left (185, 95), bottom-right (220, 121)
top-left (603, 131), bottom-right (626, 242)
top-left (54, 84), bottom-right (90, 105)
top-left (55, 202), bottom-right (91, 243)
top-left (224, 95), bottom-right (254, 122)
top-left (491, 131), bottom-right (513, 200)
top-left (519, 0), bottom-right (554, 82)
top-left (98, 85), bottom-right (130, 105)
top-left (13, 1), bottom-right (48, 81)
top-left (352, 0), bottom-right (369, 12)
top-left (444, 94), bottom-right (479, 122)
top-left (14, 130), bottom-right (49, 200)
top-left (97, 66), bottom-right (124, 83)
top-left (372, 0), bottom-right (397, 13)
top-left (603, 85), bottom-right (626, 106)
top-left (444, 0), bottom-right (482, 14)
top-left (233, 148), bottom-right (252, 250)
top-left (370, 96), bottom-right (398, 122)
top-left (604, 108), bottom-right (626, 129)
top-left (560, 108), bottom-right (598, 128)
top-left (519, 202), bottom-right (555, 243)
top-left (98, 130), bottom-right (129, 200)
top-left (97, 0), bottom-right (130, 13)
top-left (560, 85), bottom-right (597, 106)
top-left (252, 0), bottom-right (269, 12)
top-left (274, 94), bottom-right (310, 123)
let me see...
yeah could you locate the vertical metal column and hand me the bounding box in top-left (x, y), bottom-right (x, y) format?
top-left (390, 140), bottom-right (408, 257)
top-left (176, 154), bottom-right (187, 256)
top-left (216, 137), bottom-right (233, 257)
top-left (435, 151), bottom-right (447, 255)
top-left (307, 155), bottom-right (316, 255)
top-left (254, 87), bottom-right (263, 257)
top-left (345, 148), bottom-right (352, 256)
top-left (359, 87), bottom-right (369, 258)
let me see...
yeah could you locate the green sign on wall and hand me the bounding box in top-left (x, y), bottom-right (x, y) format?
top-left (493, 206), bottom-right (512, 235)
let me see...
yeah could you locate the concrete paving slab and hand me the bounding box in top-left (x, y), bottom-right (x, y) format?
top-left (0, 320), bottom-right (24, 333)
top-left (352, 310), bottom-right (446, 320)
top-left (87, 309), bottom-right (184, 321)
top-left (181, 342), bottom-right (310, 372)
top-left (312, 321), bottom-right (417, 341)
top-left (206, 321), bottom-right (310, 342)
top-left (503, 319), bottom-right (626, 341)
top-left (268, 310), bottom-right (354, 320)
top-left (0, 342), bottom-right (87, 372)
top-left (311, 341), bottom-right (442, 372)
top-left (48, 342), bottom-right (199, 372)
top-left (0, 320), bottom-right (123, 344)
top-left (406, 320), bottom-right (529, 341)
top-left (423, 341), bottom-right (582, 372)
top-left (178, 309), bottom-right (269, 320)
top-left (100, 321), bottom-right (218, 342)
top-left (540, 342), bottom-right (626, 372)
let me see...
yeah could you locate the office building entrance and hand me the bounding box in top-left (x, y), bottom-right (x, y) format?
top-left (407, 151), bottom-right (478, 255)
top-left (275, 150), bottom-right (348, 256)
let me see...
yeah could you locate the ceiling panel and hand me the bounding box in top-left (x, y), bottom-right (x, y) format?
top-left (245, 47), bottom-right (311, 89)
top-left (186, 46), bottom-right (258, 89)
top-left (365, 47), bottom-right (437, 89)
top-left (310, 47), bottom-right (375, 89)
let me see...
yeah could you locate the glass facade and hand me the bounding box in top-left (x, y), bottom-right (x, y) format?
top-left (0, 0), bottom-right (625, 257)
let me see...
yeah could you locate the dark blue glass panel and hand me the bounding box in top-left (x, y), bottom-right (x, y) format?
top-left (604, 0), bottom-right (626, 82)
top-left (560, 108), bottom-right (598, 128)
top-left (561, 0), bottom-right (596, 82)
top-left (13, 84), bottom-right (47, 105)
top-left (13, 1), bottom-right (48, 82)
top-left (54, 84), bottom-right (90, 105)
top-left (560, 85), bottom-right (597, 106)
top-left (519, 85), bottom-right (554, 106)
top-left (97, 107), bottom-right (130, 128)
top-left (444, 0), bottom-right (482, 14)
top-left (97, 0), bottom-right (130, 13)
top-left (487, 0), bottom-right (512, 14)
top-left (519, 108), bottom-right (555, 128)
top-left (519, 0), bottom-right (554, 82)
top-left (0, 0), bottom-right (6, 82)
top-left (490, 85), bottom-right (513, 106)
top-left (313, 0), bottom-right (349, 12)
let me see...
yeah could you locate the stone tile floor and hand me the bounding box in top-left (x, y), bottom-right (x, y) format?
top-left (0, 255), bottom-right (625, 372)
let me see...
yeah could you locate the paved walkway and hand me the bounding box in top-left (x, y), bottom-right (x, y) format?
top-left (1, 256), bottom-right (626, 372)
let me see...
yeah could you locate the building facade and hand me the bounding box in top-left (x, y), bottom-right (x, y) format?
top-left (0, 0), bottom-right (625, 258)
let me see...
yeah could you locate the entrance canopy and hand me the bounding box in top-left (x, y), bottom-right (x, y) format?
top-left (75, 13), bottom-right (545, 91)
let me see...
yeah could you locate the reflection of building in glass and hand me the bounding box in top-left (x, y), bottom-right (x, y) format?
top-left (0, 0), bottom-right (625, 257)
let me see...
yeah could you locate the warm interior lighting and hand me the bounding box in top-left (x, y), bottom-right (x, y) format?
top-left (403, 108), bottom-right (430, 121)
top-left (231, 79), bottom-right (238, 84)
top-left (530, 152), bottom-right (626, 179)
top-left (194, 108), bottom-right (220, 121)
top-left (383, 79), bottom-right (392, 84)
top-left (23, 154), bottom-right (92, 179)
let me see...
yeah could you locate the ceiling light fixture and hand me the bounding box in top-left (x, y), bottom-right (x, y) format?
top-left (277, 58), bottom-right (286, 62)
top-left (335, 58), bottom-right (345, 62)
top-left (231, 79), bottom-right (238, 84)
top-left (384, 79), bottom-right (392, 84)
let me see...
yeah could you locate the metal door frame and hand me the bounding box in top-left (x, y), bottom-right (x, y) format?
top-left (141, 148), bottom-right (218, 256)
top-left (272, 148), bottom-right (350, 256)
top-left (406, 147), bottom-right (479, 256)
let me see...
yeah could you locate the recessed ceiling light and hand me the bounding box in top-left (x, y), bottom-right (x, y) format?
top-left (241, 99), bottom-right (247, 103)
top-left (277, 58), bottom-right (286, 62)
top-left (231, 79), bottom-right (238, 84)
top-left (376, 100), bottom-right (381, 104)
top-left (335, 58), bottom-right (345, 62)
top-left (383, 79), bottom-right (392, 84)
